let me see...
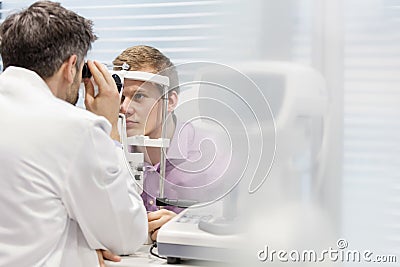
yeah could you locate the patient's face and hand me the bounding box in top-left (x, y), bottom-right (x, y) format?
top-left (120, 76), bottom-right (163, 138)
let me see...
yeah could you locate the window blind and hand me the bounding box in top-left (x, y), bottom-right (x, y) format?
top-left (291, 0), bottom-right (400, 255)
top-left (0, 0), bottom-right (224, 66)
top-left (342, 0), bottom-right (400, 254)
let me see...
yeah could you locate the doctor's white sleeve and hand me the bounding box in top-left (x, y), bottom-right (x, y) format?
top-left (61, 120), bottom-right (148, 255)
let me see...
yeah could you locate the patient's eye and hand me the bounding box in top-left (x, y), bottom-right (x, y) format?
top-left (133, 93), bottom-right (145, 100)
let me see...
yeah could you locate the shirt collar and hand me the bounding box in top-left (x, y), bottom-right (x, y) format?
top-left (142, 120), bottom-right (195, 169)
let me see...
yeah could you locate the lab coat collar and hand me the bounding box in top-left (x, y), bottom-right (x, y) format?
top-left (1, 66), bottom-right (55, 99)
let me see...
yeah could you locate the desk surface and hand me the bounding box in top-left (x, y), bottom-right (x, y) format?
top-left (105, 245), bottom-right (226, 267)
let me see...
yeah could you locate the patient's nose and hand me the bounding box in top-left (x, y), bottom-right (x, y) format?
top-left (120, 99), bottom-right (134, 115)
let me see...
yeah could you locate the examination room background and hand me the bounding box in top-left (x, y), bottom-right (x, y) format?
top-left (0, 0), bottom-right (399, 266)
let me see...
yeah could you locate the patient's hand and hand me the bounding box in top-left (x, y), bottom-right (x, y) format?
top-left (96, 249), bottom-right (121, 267)
top-left (148, 209), bottom-right (177, 241)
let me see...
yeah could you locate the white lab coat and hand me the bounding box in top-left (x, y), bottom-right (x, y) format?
top-left (0, 67), bottom-right (148, 266)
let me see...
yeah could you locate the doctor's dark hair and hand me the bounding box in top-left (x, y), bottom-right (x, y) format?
top-left (112, 45), bottom-right (180, 94)
top-left (0, 1), bottom-right (97, 78)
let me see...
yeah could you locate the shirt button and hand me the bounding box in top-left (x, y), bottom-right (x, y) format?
top-left (149, 200), bottom-right (154, 205)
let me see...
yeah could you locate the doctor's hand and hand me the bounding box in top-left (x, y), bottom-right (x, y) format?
top-left (96, 249), bottom-right (121, 267)
top-left (148, 209), bottom-right (177, 241)
top-left (84, 60), bottom-right (121, 141)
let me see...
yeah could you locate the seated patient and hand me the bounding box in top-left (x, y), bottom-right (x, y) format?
top-left (113, 46), bottom-right (227, 241)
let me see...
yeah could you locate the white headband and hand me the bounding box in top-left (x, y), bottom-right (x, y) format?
top-left (110, 70), bottom-right (170, 87)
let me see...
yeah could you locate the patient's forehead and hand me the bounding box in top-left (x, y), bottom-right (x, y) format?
top-left (123, 78), bottom-right (161, 98)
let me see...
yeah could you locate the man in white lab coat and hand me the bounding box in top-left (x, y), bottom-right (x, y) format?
top-left (0, 1), bottom-right (147, 266)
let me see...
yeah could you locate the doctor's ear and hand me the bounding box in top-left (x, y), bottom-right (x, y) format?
top-left (62, 55), bottom-right (78, 84)
top-left (167, 90), bottom-right (178, 113)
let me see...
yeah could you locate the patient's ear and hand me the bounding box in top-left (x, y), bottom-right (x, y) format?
top-left (63, 55), bottom-right (78, 84)
top-left (168, 90), bottom-right (178, 113)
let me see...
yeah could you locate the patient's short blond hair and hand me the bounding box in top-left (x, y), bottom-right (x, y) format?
top-left (113, 45), bottom-right (180, 94)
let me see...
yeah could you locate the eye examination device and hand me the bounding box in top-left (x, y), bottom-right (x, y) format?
top-left (82, 62), bottom-right (92, 79)
top-left (112, 63), bottom-right (170, 202)
top-left (155, 61), bottom-right (328, 263)
top-left (111, 61), bottom-right (328, 264)
top-left (113, 63), bottom-right (195, 208)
